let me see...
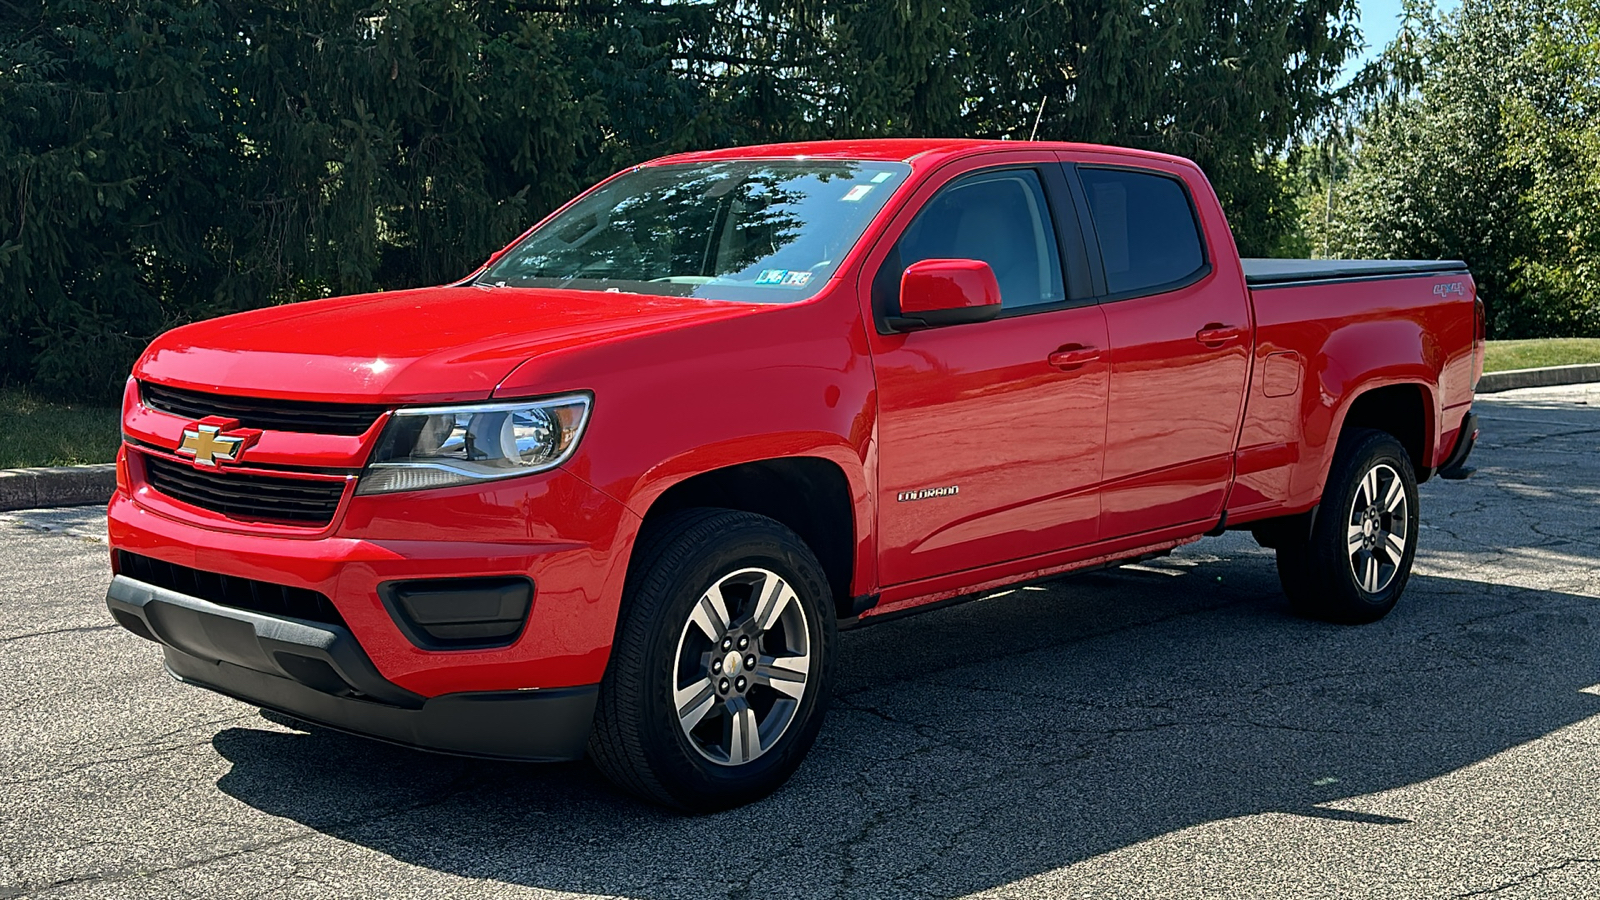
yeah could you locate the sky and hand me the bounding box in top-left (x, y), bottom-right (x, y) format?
top-left (1344, 0), bottom-right (1462, 78)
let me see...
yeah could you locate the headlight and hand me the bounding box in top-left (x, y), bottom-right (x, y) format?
top-left (356, 394), bottom-right (591, 495)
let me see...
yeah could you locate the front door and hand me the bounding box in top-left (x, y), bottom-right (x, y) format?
top-left (865, 159), bottom-right (1110, 586)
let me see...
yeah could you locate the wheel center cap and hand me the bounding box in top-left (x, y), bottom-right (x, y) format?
top-left (723, 650), bottom-right (743, 676)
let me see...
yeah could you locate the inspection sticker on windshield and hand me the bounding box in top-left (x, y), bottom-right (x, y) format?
top-left (841, 185), bottom-right (874, 202)
top-left (871, 172), bottom-right (894, 183)
top-left (755, 269), bottom-right (788, 285)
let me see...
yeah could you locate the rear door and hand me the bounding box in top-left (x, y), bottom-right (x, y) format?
top-left (862, 153), bottom-right (1109, 586)
top-left (1061, 158), bottom-right (1252, 538)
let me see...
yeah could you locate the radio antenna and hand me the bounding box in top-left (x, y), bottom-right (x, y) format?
top-left (1029, 96), bottom-right (1048, 141)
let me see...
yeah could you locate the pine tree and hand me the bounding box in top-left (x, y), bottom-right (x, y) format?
top-left (1, 0), bottom-right (1360, 401)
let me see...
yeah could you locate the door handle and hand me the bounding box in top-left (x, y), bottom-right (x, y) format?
top-left (1048, 345), bottom-right (1102, 371)
top-left (1195, 324), bottom-right (1245, 347)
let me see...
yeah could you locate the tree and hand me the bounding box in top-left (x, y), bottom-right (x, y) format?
top-left (1503, 0), bottom-right (1600, 337)
top-left (1315, 0), bottom-right (1600, 338)
top-left (1, 0), bottom-right (1360, 402)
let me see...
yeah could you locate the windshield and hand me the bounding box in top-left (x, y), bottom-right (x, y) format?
top-left (478, 160), bottom-right (910, 302)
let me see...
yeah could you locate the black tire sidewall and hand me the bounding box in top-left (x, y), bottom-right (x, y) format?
top-left (1309, 430), bottom-right (1421, 621)
top-left (617, 512), bottom-right (836, 810)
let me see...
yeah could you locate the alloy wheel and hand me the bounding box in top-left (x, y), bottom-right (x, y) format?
top-left (671, 567), bottom-right (812, 766)
top-left (1346, 462), bottom-right (1409, 594)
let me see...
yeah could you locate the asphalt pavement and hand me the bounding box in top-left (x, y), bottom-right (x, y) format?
top-left (3, 384), bottom-right (1598, 899)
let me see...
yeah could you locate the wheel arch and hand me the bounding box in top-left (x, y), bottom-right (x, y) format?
top-left (1253, 378), bottom-right (1437, 548)
top-left (639, 456), bottom-right (861, 619)
top-left (1331, 380), bottom-right (1437, 482)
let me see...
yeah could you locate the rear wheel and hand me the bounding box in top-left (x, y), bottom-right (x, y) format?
top-left (1276, 429), bottom-right (1419, 624)
top-left (588, 509), bottom-right (836, 811)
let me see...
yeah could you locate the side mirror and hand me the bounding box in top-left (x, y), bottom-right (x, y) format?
top-left (887, 258), bottom-right (1002, 332)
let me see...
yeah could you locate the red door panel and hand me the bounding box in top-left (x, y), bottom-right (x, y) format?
top-left (873, 307), bottom-right (1109, 585)
top-left (1096, 264), bottom-right (1251, 537)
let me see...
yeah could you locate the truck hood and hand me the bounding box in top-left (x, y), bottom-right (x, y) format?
top-left (134, 285), bottom-right (758, 403)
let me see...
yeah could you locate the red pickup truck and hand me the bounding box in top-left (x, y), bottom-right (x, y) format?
top-left (105, 139), bottom-right (1482, 811)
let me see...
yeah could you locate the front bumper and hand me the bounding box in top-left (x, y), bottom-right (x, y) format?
top-left (108, 574), bottom-right (596, 760)
top-left (107, 461), bottom-right (635, 696)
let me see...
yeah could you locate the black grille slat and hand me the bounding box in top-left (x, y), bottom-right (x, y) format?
top-left (144, 455), bottom-right (346, 526)
top-left (143, 471), bottom-right (341, 505)
top-left (145, 479), bottom-right (339, 517)
top-left (117, 551), bottom-right (345, 628)
top-left (144, 472), bottom-right (338, 502)
top-left (141, 382), bottom-right (386, 436)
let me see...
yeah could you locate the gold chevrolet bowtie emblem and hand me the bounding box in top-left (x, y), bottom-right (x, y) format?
top-left (177, 418), bottom-right (259, 467)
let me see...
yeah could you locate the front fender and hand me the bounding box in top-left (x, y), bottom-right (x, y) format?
top-left (499, 287), bottom-right (881, 601)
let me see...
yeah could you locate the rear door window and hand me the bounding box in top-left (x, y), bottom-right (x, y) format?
top-left (1078, 168), bottom-right (1206, 296)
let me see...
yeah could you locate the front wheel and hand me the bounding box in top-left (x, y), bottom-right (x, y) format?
top-left (1276, 429), bottom-right (1420, 624)
top-left (588, 509), bottom-right (837, 811)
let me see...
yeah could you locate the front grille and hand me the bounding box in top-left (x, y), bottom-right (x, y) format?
top-left (143, 454), bottom-right (347, 527)
top-left (141, 382), bottom-right (387, 436)
top-left (116, 550), bottom-right (346, 627)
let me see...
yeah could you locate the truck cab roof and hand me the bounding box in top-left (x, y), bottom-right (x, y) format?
top-left (647, 138), bottom-right (1197, 168)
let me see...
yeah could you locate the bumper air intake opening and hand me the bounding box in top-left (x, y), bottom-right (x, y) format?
top-left (379, 577), bottom-right (534, 651)
top-left (115, 551), bottom-right (346, 627)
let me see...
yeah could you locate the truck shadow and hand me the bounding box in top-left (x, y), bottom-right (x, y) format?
top-left (209, 544), bottom-right (1600, 898)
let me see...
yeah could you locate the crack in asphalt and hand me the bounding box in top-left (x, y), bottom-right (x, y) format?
top-left (12, 832), bottom-right (318, 900)
top-left (1452, 857), bottom-right (1600, 898)
top-left (2, 733), bottom-right (228, 789)
top-left (10, 769), bottom-right (485, 899)
top-left (0, 623), bottom-right (118, 644)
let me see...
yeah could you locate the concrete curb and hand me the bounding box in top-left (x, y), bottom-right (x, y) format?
top-left (1478, 363), bottom-right (1600, 393)
top-left (0, 465), bottom-right (116, 512)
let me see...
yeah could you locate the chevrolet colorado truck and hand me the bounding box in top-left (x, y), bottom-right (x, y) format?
top-left (104, 139), bottom-right (1482, 811)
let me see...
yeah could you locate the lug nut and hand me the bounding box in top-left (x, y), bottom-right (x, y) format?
top-left (718, 678), bottom-right (730, 693)
top-left (721, 638), bottom-right (733, 651)
top-left (713, 659), bottom-right (723, 673)
top-left (737, 636), bottom-right (749, 650)
top-left (746, 654), bottom-right (757, 670)
top-left (735, 676), bottom-right (747, 691)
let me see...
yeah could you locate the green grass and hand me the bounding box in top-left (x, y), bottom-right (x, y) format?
top-left (0, 389), bottom-right (121, 469)
top-left (1484, 338), bottom-right (1600, 373)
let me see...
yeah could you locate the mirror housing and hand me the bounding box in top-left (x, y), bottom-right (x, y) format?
top-left (887, 258), bottom-right (1002, 331)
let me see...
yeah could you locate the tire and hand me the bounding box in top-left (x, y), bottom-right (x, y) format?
top-left (1275, 429), bottom-right (1420, 624)
top-left (588, 508), bottom-right (837, 812)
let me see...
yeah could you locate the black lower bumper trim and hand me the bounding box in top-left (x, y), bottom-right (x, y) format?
top-left (1438, 410), bottom-right (1479, 481)
top-left (108, 574), bottom-right (422, 707)
top-left (107, 574), bottom-right (597, 761)
top-left (163, 649), bottom-right (596, 762)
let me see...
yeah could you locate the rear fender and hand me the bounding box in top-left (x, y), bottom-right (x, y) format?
top-left (1310, 321), bottom-right (1440, 497)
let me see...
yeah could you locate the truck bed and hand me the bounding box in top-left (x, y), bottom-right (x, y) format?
top-left (1231, 257), bottom-right (1479, 522)
top-left (1242, 258), bottom-right (1470, 287)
